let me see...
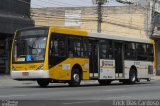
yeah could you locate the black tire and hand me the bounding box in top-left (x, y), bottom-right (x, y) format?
top-left (136, 78), bottom-right (140, 82)
top-left (37, 79), bottom-right (50, 87)
top-left (147, 78), bottom-right (151, 82)
top-left (122, 80), bottom-right (130, 84)
top-left (129, 69), bottom-right (137, 84)
top-left (68, 69), bottom-right (81, 87)
top-left (98, 80), bottom-right (111, 85)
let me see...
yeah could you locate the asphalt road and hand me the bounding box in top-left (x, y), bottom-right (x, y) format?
top-left (0, 77), bottom-right (160, 106)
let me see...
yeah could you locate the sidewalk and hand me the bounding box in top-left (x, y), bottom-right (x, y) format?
top-left (152, 76), bottom-right (160, 80)
top-left (0, 75), bottom-right (11, 79)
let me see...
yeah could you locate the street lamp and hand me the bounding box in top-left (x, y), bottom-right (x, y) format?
top-left (92, 0), bottom-right (107, 33)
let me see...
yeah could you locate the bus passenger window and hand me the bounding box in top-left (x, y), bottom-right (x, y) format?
top-left (147, 44), bottom-right (154, 61)
top-left (107, 40), bottom-right (113, 59)
top-left (68, 37), bottom-right (82, 57)
top-left (136, 43), bottom-right (147, 60)
top-left (124, 42), bottom-right (135, 60)
top-left (50, 37), bottom-right (66, 57)
top-left (100, 40), bottom-right (113, 59)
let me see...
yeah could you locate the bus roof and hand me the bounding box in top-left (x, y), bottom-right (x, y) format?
top-left (89, 32), bottom-right (151, 44)
top-left (49, 27), bottom-right (88, 36)
top-left (16, 26), bottom-right (151, 44)
top-left (49, 27), bottom-right (151, 44)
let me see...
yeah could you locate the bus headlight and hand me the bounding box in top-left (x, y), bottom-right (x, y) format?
top-left (36, 64), bottom-right (44, 70)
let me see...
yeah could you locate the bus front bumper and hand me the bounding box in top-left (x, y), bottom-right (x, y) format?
top-left (11, 70), bottom-right (49, 80)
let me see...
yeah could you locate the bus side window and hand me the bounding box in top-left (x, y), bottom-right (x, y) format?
top-left (124, 42), bottom-right (135, 60)
top-left (147, 44), bottom-right (154, 61)
top-left (50, 35), bottom-right (66, 57)
top-left (83, 39), bottom-right (89, 57)
top-left (68, 37), bottom-right (82, 57)
top-left (100, 40), bottom-right (107, 58)
top-left (106, 40), bottom-right (113, 59)
top-left (136, 43), bottom-right (147, 60)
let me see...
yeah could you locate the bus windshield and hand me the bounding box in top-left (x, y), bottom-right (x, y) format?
top-left (12, 29), bottom-right (48, 63)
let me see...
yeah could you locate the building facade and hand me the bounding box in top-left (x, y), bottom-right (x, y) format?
top-left (32, 5), bottom-right (160, 75)
top-left (32, 6), bottom-right (149, 39)
top-left (0, 0), bottom-right (34, 74)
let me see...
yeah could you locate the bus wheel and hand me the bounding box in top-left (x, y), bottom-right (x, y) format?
top-left (98, 80), bottom-right (111, 85)
top-left (147, 78), bottom-right (151, 82)
top-left (37, 79), bottom-right (49, 87)
top-left (129, 69), bottom-right (137, 84)
top-left (69, 69), bottom-right (81, 87)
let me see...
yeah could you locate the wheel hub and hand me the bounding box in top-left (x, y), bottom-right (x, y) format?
top-left (131, 73), bottom-right (136, 82)
top-left (73, 74), bottom-right (79, 82)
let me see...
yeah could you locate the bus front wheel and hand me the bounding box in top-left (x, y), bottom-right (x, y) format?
top-left (68, 69), bottom-right (81, 87)
top-left (37, 79), bottom-right (50, 87)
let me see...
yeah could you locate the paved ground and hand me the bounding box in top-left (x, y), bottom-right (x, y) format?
top-left (0, 75), bottom-right (160, 106)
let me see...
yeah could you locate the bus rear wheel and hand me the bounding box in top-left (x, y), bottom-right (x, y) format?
top-left (98, 80), bottom-right (111, 85)
top-left (147, 78), bottom-right (151, 82)
top-left (129, 69), bottom-right (137, 84)
top-left (37, 79), bottom-right (50, 87)
top-left (68, 69), bottom-right (81, 87)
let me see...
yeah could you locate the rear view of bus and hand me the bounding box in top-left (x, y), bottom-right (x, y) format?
top-left (11, 27), bottom-right (49, 86)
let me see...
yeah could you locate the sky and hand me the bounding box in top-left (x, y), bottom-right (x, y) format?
top-left (31, 0), bottom-right (125, 8)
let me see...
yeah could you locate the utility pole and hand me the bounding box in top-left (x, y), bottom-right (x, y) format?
top-left (97, 1), bottom-right (103, 33)
top-left (150, 0), bottom-right (158, 36)
top-left (92, 0), bottom-right (107, 33)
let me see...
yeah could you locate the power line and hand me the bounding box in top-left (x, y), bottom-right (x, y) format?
top-left (17, 0), bottom-right (153, 34)
top-left (38, 0), bottom-right (85, 7)
top-left (32, 15), bottom-right (146, 31)
top-left (78, 0), bottom-right (91, 3)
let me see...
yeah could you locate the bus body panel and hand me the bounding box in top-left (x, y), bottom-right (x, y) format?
top-left (12, 63), bottom-right (44, 71)
top-left (124, 61), bottom-right (154, 79)
top-left (11, 63), bottom-right (49, 79)
top-left (49, 58), bottom-right (89, 80)
top-left (99, 59), bottom-right (115, 79)
top-left (49, 27), bottom-right (88, 37)
top-left (11, 70), bottom-right (49, 79)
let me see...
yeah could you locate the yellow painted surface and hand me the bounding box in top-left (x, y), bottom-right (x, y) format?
top-left (43, 27), bottom-right (51, 71)
top-left (12, 63), bottom-right (44, 71)
top-left (49, 27), bottom-right (88, 36)
top-left (49, 58), bottom-right (89, 80)
top-left (10, 32), bottom-right (17, 72)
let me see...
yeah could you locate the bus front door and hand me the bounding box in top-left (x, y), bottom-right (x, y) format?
top-left (114, 42), bottom-right (124, 78)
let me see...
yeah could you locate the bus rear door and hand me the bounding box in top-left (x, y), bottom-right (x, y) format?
top-left (114, 42), bottom-right (124, 78)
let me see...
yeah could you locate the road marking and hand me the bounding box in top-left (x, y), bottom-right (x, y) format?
top-left (0, 95), bottom-right (26, 100)
top-left (63, 100), bottom-right (100, 105)
top-left (106, 96), bottom-right (133, 100)
top-left (104, 88), bottom-right (126, 92)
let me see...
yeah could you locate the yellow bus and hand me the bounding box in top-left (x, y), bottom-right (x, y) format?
top-left (11, 27), bottom-right (155, 87)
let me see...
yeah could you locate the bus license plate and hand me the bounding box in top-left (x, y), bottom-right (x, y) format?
top-left (22, 72), bottom-right (29, 76)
